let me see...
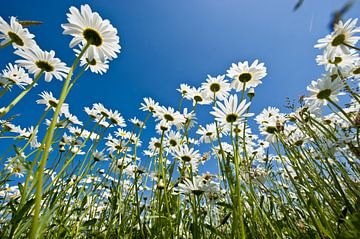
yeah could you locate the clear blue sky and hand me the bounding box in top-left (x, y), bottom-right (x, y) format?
top-left (1, 0), bottom-right (359, 151)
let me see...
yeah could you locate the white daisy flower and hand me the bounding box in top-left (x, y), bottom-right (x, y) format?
top-left (172, 145), bottom-right (201, 169)
top-left (130, 117), bottom-right (145, 128)
top-left (210, 94), bottom-right (253, 126)
top-left (155, 106), bottom-right (185, 126)
top-left (0, 16), bottom-right (37, 49)
top-left (201, 74), bottom-right (230, 101)
top-left (92, 103), bottom-right (110, 117)
top-left (75, 44), bottom-right (109, 74)
top-left (155, 120), bottom-right (171, 134)
top-left (316, 48), bottom-right (359, 72)
top-left (305, 76), bottom-right (345, 106)
top-left (84, 106), bottom-right (99, 119)
top-left (349, 59), bottom-right (360, 80)
top-left (1, 63), bottom-right (32, 89)
top-left (315, 18), bottom-right (360, 56)
top-left (93, 150), bottom-right (108, 162)
top-left (185, 86), bottom-right (211, 106)
top-left (62, 4), bottom-right (121, 61)
top-left (15, 47), bottom-right (69, 82)
top-left (36, 91), bottom-right (69, 116)
top-left (196, 123), bottom-right (219, 143)
top-left (107, 109), bottom-right (126, 127)
top-left (227, 60), bottom-right (267, 91)
top-left (140, 97), bottom-right (159, 113)
top-left (165, 130), bottom-right (182, 149)
top-left (5, 157), bottom-right (25, 178)
top-left (65, 113), bottom-right (83, 126)
top-left (114, 128), bottom-right (131, 139)
top-left (255, 106), bottom-right (284, 125)
top-left (178, 175), bottom-right (219, 196)
top-left (177, 83), bottom-right (192, 97)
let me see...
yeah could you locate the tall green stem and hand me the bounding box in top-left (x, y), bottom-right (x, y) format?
top-left (0, 71), bottom-right (43, 118)
top-left (30, 43), bottom-right (90, 239)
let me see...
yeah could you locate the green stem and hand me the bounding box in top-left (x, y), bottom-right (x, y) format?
top-left (0, 40), bottom-right (14, 49)
top-left (327, 97), bottom-right (355, 125)
top-left (343, 42), bottom-right (360, 51)
top-left (30, 43), bottom-right (90, 239)
top-left (0, 71), bottom-right (43, 118)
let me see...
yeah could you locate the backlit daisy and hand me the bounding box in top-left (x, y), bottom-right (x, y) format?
top-left (36, 91), bottom-right (69, 116)
top-left (316, 49), bottom-right (359, 72)
top-left (140, 97), bottom-right (159, 113)
top-left (186, 87), bottom-right (211, 106)
top-left (0, 16), bottom-right (37, 49)
top-left (196, 123), bottom-right (219, 143)
top-left (62, 4), bottom-right (121, 61)
top-left (75, 45), bottom-right (109, 74)
top-left (227, 60), bottom-right (267, 91)
top-left (1, 63), bottom-right (32, 89)
top-left (172, 145), bottom-right (201, 169)
top-left (210, 94), bottom-right (253, 126)
top-left (15, 47), bottom-right (69, 82)
top-left (305, 76), bottom-right (345, 106)
top-left (315, 18), bottom-right (360, 56)
top-left (201, 74), bottom-right (230, 101)
top-left (155, 106), bottom-right (185, 126)
top-left (178, 175), bottom-right (219, 196)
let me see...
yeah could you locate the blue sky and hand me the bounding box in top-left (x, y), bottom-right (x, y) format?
top-left (1, 0), bottom-right (359, 155)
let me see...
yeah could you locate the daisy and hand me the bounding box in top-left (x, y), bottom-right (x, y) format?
top-left (155, 120), bottom-right (171, 134)
top-left (62, 4), bottom-right (121, 61)
top-left (140, 97), bottom-right (159, 113)
top-left (1, 63), bottom-right (32, 89)
top-left (68, 126), bottom-right (87, 139)
top-left (210, 94), bottom-right (253, 126)
top-left (5, 157), bottom-right (25, 178)
top-left (0, 184), bottom-right (20, 199)
top-left (106, 137), bottom-right (129, 153)
top-left (0, 16), bottom-right (37, 49)
top-left (258, 117), bottom-right (286, 143)
top-left (172, 145), bottom-right (201, 169)
top-left (305, 76), bottom-right (345, 106)
top-left (196, 123), bottom-right (219, 143)
top-left (92, 103), bottom-right (110, 118)
top-left (155, 106), bottom-right (185, 126)
top-left (15, 47), bottom-right (69, 82)
top-left (130, 117), bottom-right (145, 128)
top-left (255, 106), bottom-right (284, 125)
top-left (177, 83), bottom-right (192, 97)
top-left (349, 59), bottom-right (360, 80)
top-left (315, 18), bottom-right (360, 56)
top-left (185, 86), bottom-right (211, 106)
top-left (65, 113), bottom-right (83, 126)
top-left (93, 150), bottom-right (108, 162)
top-left (107, 109), bottom-right (126, 127)
top-left (36, 91), bottom-right (69, 115)
top-left (316, 49), bottom-right (359, 72)
top-left (75, 44), bottom-right (109, 74)
top-left (71, 146), bottom-right (85, 155)
top-left (165, 130), bottom-right (182, 149)
top-left (178, 175), bottom-right (219, 196)
top-left (201, 74), bottom-right (230, 101)
top-left (115, 128), bottom-right (130, 139)
top-left (227, 60), bottom-right (267, 91)
top-left (84, 106), bottom-right (99, 119)
top-left (148, 137), bottom-right (163, 152)
top-left (176, 108), bottom-right (197, 131)
top-left (17, 126), bottom-right (40, 148)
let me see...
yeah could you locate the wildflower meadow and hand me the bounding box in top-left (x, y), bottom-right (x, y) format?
top-left (0, 3), bottom-right (360, 239)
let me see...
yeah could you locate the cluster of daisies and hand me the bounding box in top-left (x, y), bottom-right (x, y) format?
top-left (0, 4), bottom-right (359, 237)
top-left (0, 4), bottom-right (120, 112)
